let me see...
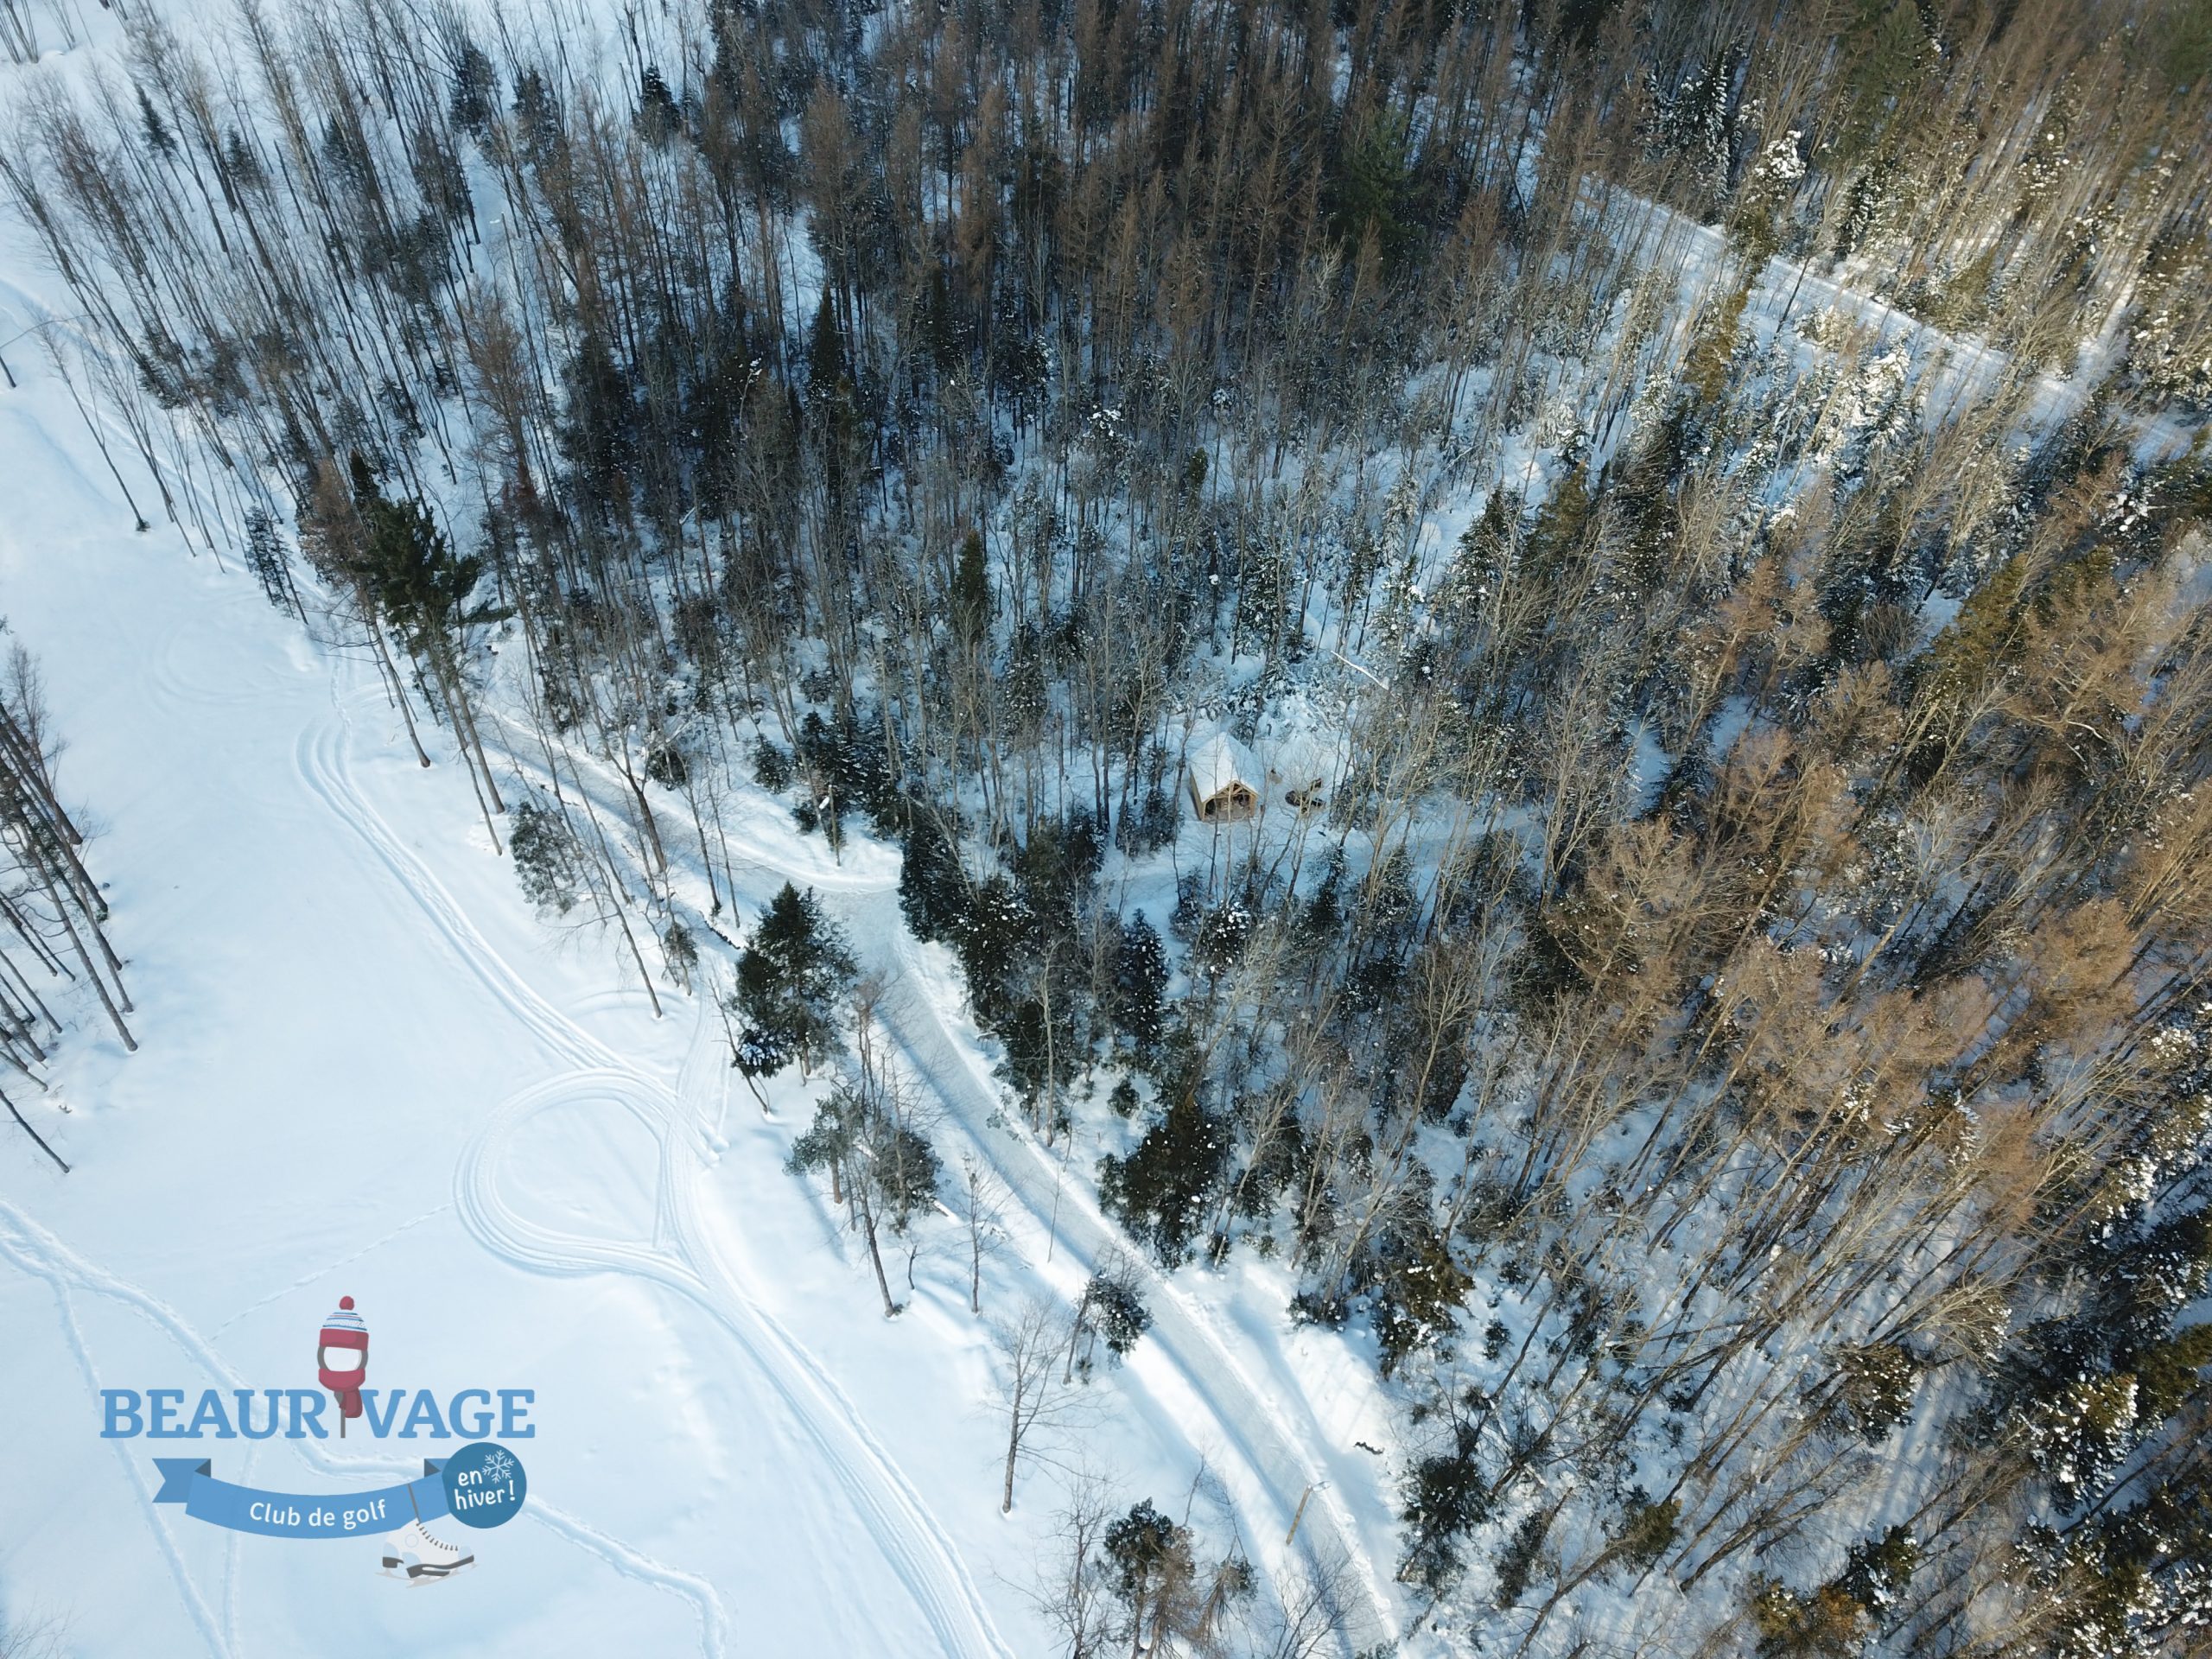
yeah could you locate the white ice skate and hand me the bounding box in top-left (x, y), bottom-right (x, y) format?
top-left (379, 1517), bottom-right (475, 1583)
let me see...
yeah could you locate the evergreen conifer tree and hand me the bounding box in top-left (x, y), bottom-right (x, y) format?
top-left (952, 530), bottom-right (990, 647)
top-left (1109, 912), bottom-right (1168, 1054)
top-left (730, 884), bottom-right (857, 1078)
top-left (899, 811), bottom-right (967, 944)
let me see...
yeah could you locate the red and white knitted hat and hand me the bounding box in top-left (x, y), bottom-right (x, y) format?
top-left (316, 1295), bottom-right (369, 1418)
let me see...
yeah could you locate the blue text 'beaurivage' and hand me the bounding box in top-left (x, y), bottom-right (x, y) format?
top-left (100, 1389), bottom-right (534, 1440)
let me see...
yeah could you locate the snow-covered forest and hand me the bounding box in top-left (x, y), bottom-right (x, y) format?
top-left (2, 0), bottom-right (2209, 1653)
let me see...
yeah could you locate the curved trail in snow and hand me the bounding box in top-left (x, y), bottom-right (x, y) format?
top-left (299, 683), bottom-right (1015, 1659)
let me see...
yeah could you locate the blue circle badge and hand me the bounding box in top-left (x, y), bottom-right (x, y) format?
top-left (441, 1441), bottom-right (527, 1529)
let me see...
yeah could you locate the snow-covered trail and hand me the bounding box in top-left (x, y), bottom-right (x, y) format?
top-left (871, 947), bottom-right (1398, 1652)
top-left (1610, 185), bottom-right (2198, 460)
top-left (0, 282), bottom-right (1407, 1654)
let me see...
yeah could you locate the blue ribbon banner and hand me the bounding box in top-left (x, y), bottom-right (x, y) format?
top-left (152, 1459), bottom-right (448, 1538)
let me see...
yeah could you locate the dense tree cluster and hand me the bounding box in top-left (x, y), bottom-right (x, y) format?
top-left (7, 0), bottom-right (2211, 1649)
top-left (0, 642), bottom-right (130, 1175)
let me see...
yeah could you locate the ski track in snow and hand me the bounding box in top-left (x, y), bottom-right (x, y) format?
top-left (298, 682), bottom-right (1015, 1659)
top-left (207, 1203), bottom-right (455, 1340)
top-left (523, 1499), bottom-right (733, 1656)
top-left (41, 1274), bottom-right (233, 1659)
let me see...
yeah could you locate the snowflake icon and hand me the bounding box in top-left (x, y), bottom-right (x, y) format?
top-left (482, 1449), bottom-right (515, 1484)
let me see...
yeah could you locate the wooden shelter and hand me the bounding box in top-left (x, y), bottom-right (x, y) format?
top-left (1186, 734), bottom-right (1259, 823)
